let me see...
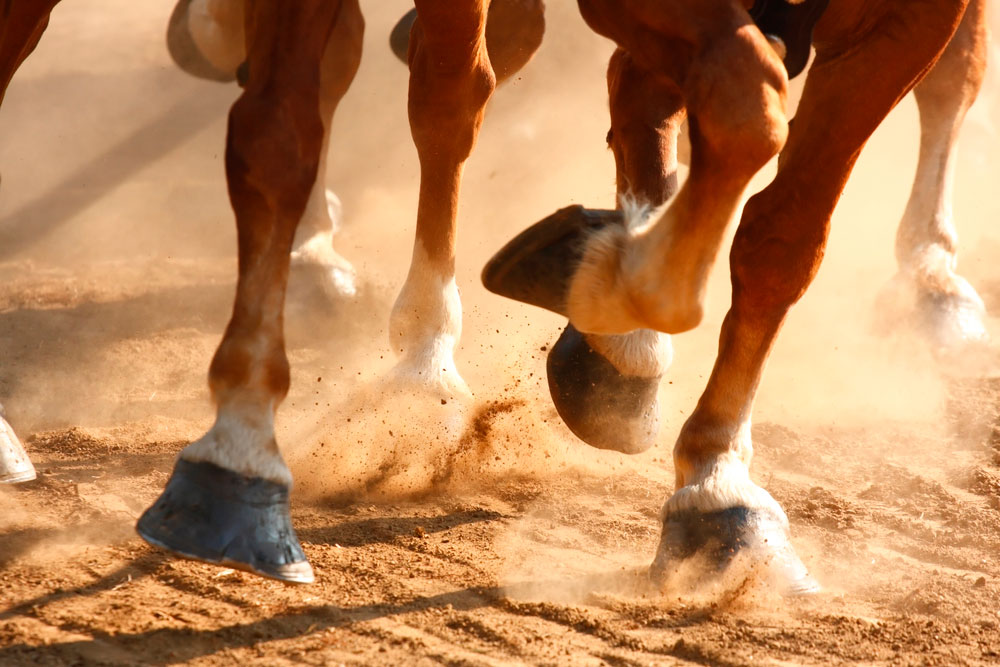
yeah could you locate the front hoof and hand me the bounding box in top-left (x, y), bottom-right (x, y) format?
top-left (650, 507), bottom-right (819, 597)
top-left (547, 325), bottom-right (660, 454)
top-left (482, 206), bottom-right (622, 317)
top-left (1, 416), bottom-right (35, 484)
top-left (167, 0), bottom-right (237, 82)
top-left (389, 8), bottom-right (418, 63)
top-left (136, 459), bottom-right (314, 584)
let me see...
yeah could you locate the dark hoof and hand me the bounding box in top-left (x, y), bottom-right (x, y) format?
top-left (1, 416), bottom-right (36, 484)
top-left (650, 506), bottom-right (819, 597)
top-left (482, 205), bottom-right (622, 317)
top-left (167, 0), bottom-right (237, 82)
top-left (136, 459), bottom-right (314, 584)
top-left (547, 324), bottom-right (660, 454)
top-left (389, 8), bottom-right (417, 63)
top-left (749, 0), bottom-right (831, 78)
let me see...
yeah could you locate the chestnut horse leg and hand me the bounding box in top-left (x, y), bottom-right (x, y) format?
top-left (137, 1), bottom-right (350, 583)
top-left (0, 0), bottom-right (61, 483)
top-left (886, 0), bottom-right (989, 356)
top-left (388, 1), bottom-right (497, 399)
top-left (653, 0), bottom-right (971, 593)
top-left (543, 48), bottom-right (682, 454)
top-left (170, 0), bottom-right (362, 298)
top-left (290, 0), bottom-right (364, 298)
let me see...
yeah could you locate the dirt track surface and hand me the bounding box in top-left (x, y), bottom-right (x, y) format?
top-left (2, 1), bottom-right (1000, 665)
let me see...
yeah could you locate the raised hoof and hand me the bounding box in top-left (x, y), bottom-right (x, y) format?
top-left (389, 8), bottom-right (417, 63)
top-left (482, 205), bottom-right (622, 317)
top-left (650, 507), bottom-right (819, 597)
top-left (1, 415), bottom-right (36, 484)
top-left (167, 0), bottom-right (237, 82)
top-left (547, 325), bottom-right (660, 454)
top-left (749, 0), bottom-right (831, 78)
top-left (136, 459), bottom-right (314, 584)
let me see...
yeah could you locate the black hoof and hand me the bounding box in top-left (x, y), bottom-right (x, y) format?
top-left (136, 459), bottom-right (314, 584)
top-left (650, 506), bottom-right (819, 597)
top-left (389, 8), bottom-right (418, 63)
top-left (167, 0), bottom-right (237, 83)
top-left (547, 325), bottom-right (660, 454)
top-left (749, 0), bottom-right (831, 78)
top-left (482, 205), bottom-right (622, 317)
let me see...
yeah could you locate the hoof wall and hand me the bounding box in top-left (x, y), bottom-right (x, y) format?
top-left (547, 325), bottom-right (660, 454)
top-left (137, 459), bottom-right (314, 584)
top-left (482, 205), bottom-right (622, 317)
top-left (651, 507), bottom-right (819, 597)
top-left (167, 0), bottom-right (237, 82)
top-left (1, 416), bottom-right (35, 484)
top-left (390, 8), bottom-right (417, 63)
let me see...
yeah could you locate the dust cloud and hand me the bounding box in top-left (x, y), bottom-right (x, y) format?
top-left (1, 0), bottom-right (998, 617)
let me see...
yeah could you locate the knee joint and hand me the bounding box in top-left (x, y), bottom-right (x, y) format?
top-left (688, 26), bottom-right (788, 171)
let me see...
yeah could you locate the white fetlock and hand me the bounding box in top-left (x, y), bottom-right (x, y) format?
top-left (662, 450), bottom-right (787, 522)
top-left (1, 413), bottom-right (36, 484)
top-left (180, 404), bottom-right (292, 487)
top-left (291, 190), bottom-right (357, 298)
top-left (566, 198), bottom-right (704, 336)
top-left (389, 251), bottom-right (471, 401)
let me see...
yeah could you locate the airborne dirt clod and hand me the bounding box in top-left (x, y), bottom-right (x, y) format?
top-left (2, 0), bottom-right (1000, 665)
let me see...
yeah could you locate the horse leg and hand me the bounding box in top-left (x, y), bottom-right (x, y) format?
top-left (137, 1), bottom-right (346, 583)
top-left (486, 0), bottom-right (789, 337)
top-left (0, 0), bottom-right (61, 483)
top-left (388, 1), bottom-right (497, 399)
top-left (290, 0), bottom-right (364, 299)
top-left (882, 0), bottom-right (989, 357)
top-left (170, 0), bottom-right (361, 298)
top-left (653, 1), bottom-right (971, 593)
top-left (544, 48), bottom-right (682, 453)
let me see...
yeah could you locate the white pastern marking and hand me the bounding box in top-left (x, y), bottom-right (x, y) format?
top-left (389, 245), bottom-right (469, 398)
top-left (181, 404), bottom-right (292, 486)
top-left (664, 421), bottom-right (786, 520)
top-left (585, 328), bottom-right (673, 378)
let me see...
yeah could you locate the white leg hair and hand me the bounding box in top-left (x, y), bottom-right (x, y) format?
top-left (663, 419), bottom-right (786, 519)
top-left (180, 402), bottom-right (292, 486)
top-left (566, 184), bottom-right (740, 336)
top-left (389, 242), bottom-right (470, 398)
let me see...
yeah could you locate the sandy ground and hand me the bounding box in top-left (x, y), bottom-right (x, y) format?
top-left (2, 1), bottom-right (1000, 665)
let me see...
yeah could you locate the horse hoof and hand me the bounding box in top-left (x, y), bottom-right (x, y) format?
top-left (167, 0), bottom-right (237, 82)
top-left (547, 325), bottom-right (660, 454)
top-left (917, 290), bottom-right (990, 357)
top-left (136, 459), bottom-right (314, 584)
top-left (389, 8), bottom-right (417, 63)
top-left (1, 416), bottom-right (36, 484)
top-left (650, 506), bottom-right (819, 597)
top-left (482, 205), bottom-right (622, 317)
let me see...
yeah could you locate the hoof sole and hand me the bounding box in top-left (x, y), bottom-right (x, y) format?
top-left (482, 205), bottom-right (622, 317)
top-left (167, 0), bottom-right (237, 82)
top-left (651, 506), bottom-right (819, 597)
top-left (136, 459), bottom-right (314, 584)
top-left (547, 325), bottom-right (660, 454)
